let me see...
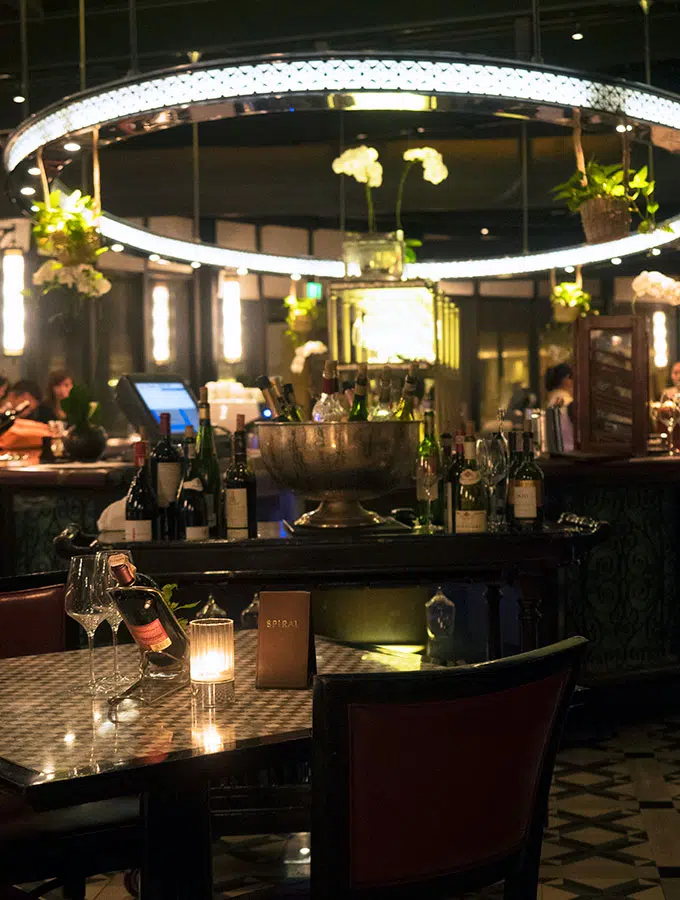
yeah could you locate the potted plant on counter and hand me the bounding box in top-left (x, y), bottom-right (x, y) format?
top-left (61, 383), bottom-right (107, 462)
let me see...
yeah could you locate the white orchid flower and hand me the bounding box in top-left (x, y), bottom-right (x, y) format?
top-left (403, 146), bottom-right (449, 185)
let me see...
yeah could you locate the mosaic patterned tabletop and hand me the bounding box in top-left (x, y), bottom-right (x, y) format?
top-left (0, 632), bottom-right (431, 790)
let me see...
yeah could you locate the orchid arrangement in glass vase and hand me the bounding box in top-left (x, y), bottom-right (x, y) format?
top-left (332, 144), bottom-right (448, 264)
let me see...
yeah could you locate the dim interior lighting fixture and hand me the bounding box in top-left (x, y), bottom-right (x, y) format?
top-left (151, 283), bottom-right (171, 364)
top-left (63, 141), bottom-right (80, 152)
top-left (480, 227), bottom-right (489, 236)
top-left (616, 123), bottom-right (634, 133)
top-left (611, 257), bottom-right (623, 265)
top-left (653, 310), bottom-right (668, 369)
top-left (651, 247), bottom-right (662, 256)
top-left (12, 95), bottom-right (25, 104)
top-left (571, 31), bottom-right (584, 41)
top-left (191, 261), bottom-right (201, 268)
top-left (27, 166), bottom-right (40, 176)
top-left (2, 249), bottom-right (25, 356)
top-left (220, 276), bottom-right (242, 363)
top-left (30, 204), bottom-right (38, 212)
top-left (8, 51), bottom-right (680, 278)
top-left (564, 265), bottom-right (575, 273)
top-left (236, 266), bottom-right (248, 276)
top-left (19, 186), bottom-right (35, 196)
top-left (110, 243), bottom-right (124, 252)
top-left (291, 272), bottom-right (301, 281)
top-left (148, 253), bottom-right (160, 262)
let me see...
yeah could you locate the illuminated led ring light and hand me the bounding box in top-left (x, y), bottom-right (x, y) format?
top-left (6, 52), bottom-right (680, 278)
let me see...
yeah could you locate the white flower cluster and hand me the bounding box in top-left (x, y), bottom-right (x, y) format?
top-left (290, 340), bottom-right (329, 375)
top-left (403, 147), bottom-right (449, 185)
top-left (332, 146), bottom-right (383, 187)
top-left (33, 259), bottom-right (112, 298)
top-left (631, 270), bottom-right (680, 305)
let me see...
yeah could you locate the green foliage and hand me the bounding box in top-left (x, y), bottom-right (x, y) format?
top-left (284, 291), bottom-right (319, 345)
top-left (550, 281), bottom-right (592, 316)
top-left (32, 190), bottom-right (105, 265)
top-left (403, 238), bottom-right (422, 264)
top-left (552, 160), bottom-right (659, 233)
top-left (60, 383), bottom-right (100, 429)
top-left (161, 582), bottom-right (200, 630)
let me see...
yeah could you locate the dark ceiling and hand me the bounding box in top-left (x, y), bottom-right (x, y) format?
top-left (2, 0), bottom-right (680, 261)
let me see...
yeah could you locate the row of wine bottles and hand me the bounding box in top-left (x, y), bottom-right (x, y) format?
top-left (257, 361), bottom-right (420, 423)
top-left (124, 388), bottom-right (257, 542)
top-left (419, 414), bottom-right (544, 534)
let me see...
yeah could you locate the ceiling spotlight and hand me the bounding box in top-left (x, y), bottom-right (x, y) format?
top-left (111, 243), bottom-right (124, 253)
top-left (27, 166), bottom-right (40, 176)
top-left (30, 204), bottom-right (39, 212)
top-left (611, 256), bottom-right (622, 265)
top-left (63, 141), bottom-right (81, 152)
top-left (12, 94), bottom-right (25, 104)
top-left (19, 186), bottom-right (35, 196)
top-left (616, 124), bottom-right (626, 133)
top-left (291, 272), bottom-right (301, 281)
top-left (626, 124), bottom-right (633, 131)
top-left (564, 265), bottom-right (575, 273)
top-left (149, 253), bottom-right (160, 262)
top-left (571, 31), bottom-right (584, 41)
top-left (480, 227), bottom-right (489, 236)
top-left (417, 126), bottom-right (425, 133)
top-left (236, 266), bottom-right (248, 276)
top-left (651, 247), bottom-right (662, 256)
top-left (191, 261), bottom-right (201, 269)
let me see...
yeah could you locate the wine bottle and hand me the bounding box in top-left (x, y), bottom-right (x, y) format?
top-left (312, 360), bottom-right (345, 422)
top-left (125, 440), bottom-right (158, 541)
top-left (150, 412), bottom-right (182, 540)
top-left (349, 363), bottom-right (369, 421)
top-left (425, 586), bottom-right (456, 664)
top-left (369, 365), bottom-right (393, 420)
top-left (195, 386), bottom-right (222, 536)
top-left (445, 430), bottom-right (465, 534)
top-left (177, 425), bottom-right (210, 541)
top-left (256, 375), bottom-right (289, 421)
top-left (393, 362), bottom-right (418, 421)
top-left (282, 383), bottom-right (304, 422)
top-left (416, 411), bottom-right (443, 526)
top-left (505, 427), bottom-right (523, 525)
top-left (108, 554), bottom-right (188, 668)
top-left (509, 430), bottom-right (544, 532)
top-left (224, 413), bottom-right (257, 539)
top-left (455, 432), bottom-right (488, 534)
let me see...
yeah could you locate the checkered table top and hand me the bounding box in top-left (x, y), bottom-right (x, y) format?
top-left (0, 632), bottom-right (430, 789)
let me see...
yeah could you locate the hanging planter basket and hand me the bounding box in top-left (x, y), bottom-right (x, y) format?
top-left (579, 196), bottom-right (631, 244)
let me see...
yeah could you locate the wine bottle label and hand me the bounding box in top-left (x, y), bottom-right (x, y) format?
top-left (514, 480), bottom-right (540, 519)
top-left (128, 619), bottom-right (172, 652)
top-left (156, 462), bottom-right (182, 508)
top-left (416, 470), bottom-right (439, 501)
top-left (125, 520), bottom-right (152, 542)
top-left (184, 477), bottom-right (204, 492)
top-left (185, 524), bottom-right (209, 541)
top-left (459, 468), bottom-right (480, 486)
top-left (205, 494), bottom-right (216, 529)
top-left (226, 488), bottom-right (249, 531)
top-left (446, 482), bottom-right (453, 534)
top-left (455, 510), bottom-right (487, 533)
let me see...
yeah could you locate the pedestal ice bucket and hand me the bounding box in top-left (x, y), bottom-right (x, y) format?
top-left (257, 421), bottom-right (420, 529)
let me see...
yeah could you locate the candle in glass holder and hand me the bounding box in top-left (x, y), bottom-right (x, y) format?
top-left (189, 617), bottom-right (234, 708)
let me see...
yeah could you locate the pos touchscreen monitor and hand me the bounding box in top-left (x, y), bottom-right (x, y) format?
top-left (116, 374), bottom-right (199, 438)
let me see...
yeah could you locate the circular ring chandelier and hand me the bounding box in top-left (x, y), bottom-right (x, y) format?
top-left (5, 51), bottom-right (680, 278)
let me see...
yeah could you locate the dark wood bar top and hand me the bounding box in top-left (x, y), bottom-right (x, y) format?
top-left (542, 453), bottom-right (680, 483)
top-left (0, 459), bottom-right (134, 488)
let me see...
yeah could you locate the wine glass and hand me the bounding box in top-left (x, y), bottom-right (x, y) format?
top-left (415, 450), bottom-right (442, 534)
top-left (657, 398), bottom-right (680, 456)
top-left (65, 555), bottom-right (105, 696)
top-left (477, 430), bottom-right (509, 531)
top-left (92, 550), bottom-right (136, 692)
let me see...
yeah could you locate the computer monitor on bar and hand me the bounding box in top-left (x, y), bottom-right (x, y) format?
top-left (115, 374), bottom-right (199, 439)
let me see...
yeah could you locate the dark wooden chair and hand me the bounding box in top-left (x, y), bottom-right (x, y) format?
top-left (309, 636), bottom-right (587, 899)
top-left (0, 571), bottom-right (142, 900)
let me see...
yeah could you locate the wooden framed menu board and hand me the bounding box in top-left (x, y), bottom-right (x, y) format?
top-left (574, 315), bottom-right (649, 456)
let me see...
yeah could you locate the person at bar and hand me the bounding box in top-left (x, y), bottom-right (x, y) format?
top-left (43, 368), bottom-right (74, 421)
top-left (661, 360), bottom-right (680, 401)
top-left (545, 364), bottom-right (575, 452)
top-left (6, 380), bottom-right (53, 424)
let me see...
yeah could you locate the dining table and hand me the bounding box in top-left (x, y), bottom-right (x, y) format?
top-left (0, 630), bottom-right (434, 899)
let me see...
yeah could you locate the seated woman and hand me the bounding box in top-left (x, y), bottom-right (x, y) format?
top-left (6, 380), bottom-right (53, 423)
top-left (661, 361), bottom-right (680, 401)
top-left (43, 369), bottom-right (74, 421)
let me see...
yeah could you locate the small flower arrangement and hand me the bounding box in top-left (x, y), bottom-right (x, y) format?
top-left (290, 341), bottom-right (328, 375)
top-left (332, 144), bottom-right (448, 260)
top-left (631, 270), bottom-right (680, 305)
top-left (31, 190), bottom-right (111, 299)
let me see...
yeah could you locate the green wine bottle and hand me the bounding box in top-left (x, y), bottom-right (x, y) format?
top-left (195, 386), bottom-right (223, 537)
top-left (508, 431), bottom-right (544, 533)
top-left (349, 363), bottom-right (369, 421)
top-left (416, 411), bottom-right (443, 526)
top-left (455, 428), bottom-right (488, 534)
top-left (393, 362), bottom-right (418, 421)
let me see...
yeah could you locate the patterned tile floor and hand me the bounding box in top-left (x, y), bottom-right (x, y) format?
top-left (27, 715), bottom-right (680, 899)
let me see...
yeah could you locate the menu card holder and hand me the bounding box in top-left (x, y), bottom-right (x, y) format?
top-left (255, 591), bottom-right (316, 689)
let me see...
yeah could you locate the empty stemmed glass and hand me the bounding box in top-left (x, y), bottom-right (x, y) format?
top-left (65, 555), bottom-right (105, 696)
top-left (414, 449), bottom-right (442, 534)
top-left (92, 549), bottom-right (136, 692)
top-left (477, 410), bottom-right (510, 531)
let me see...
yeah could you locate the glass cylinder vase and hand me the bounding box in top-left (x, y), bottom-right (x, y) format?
top-left (343, 232), bottom-right (404, 281)
top-left (189, 617), bottom-right (235, 708)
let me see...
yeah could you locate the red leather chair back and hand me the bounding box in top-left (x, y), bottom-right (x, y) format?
top-left (0, 584), bottom-right (66, 659)
top-left (312, 636), bottom-right (587, 899)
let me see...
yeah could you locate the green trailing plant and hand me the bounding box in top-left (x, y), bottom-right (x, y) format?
top-left (549, 281), bottom-right (593, 316)
top-left (552, 161), bottom-right (661, 233)
top-left (60, 383), bottom-right (101, 430)
top-left (160, 583), bottom-right (201, 631)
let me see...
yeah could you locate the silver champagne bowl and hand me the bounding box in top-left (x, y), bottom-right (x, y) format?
top-left (257, 420), bottom-right (420, 529)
